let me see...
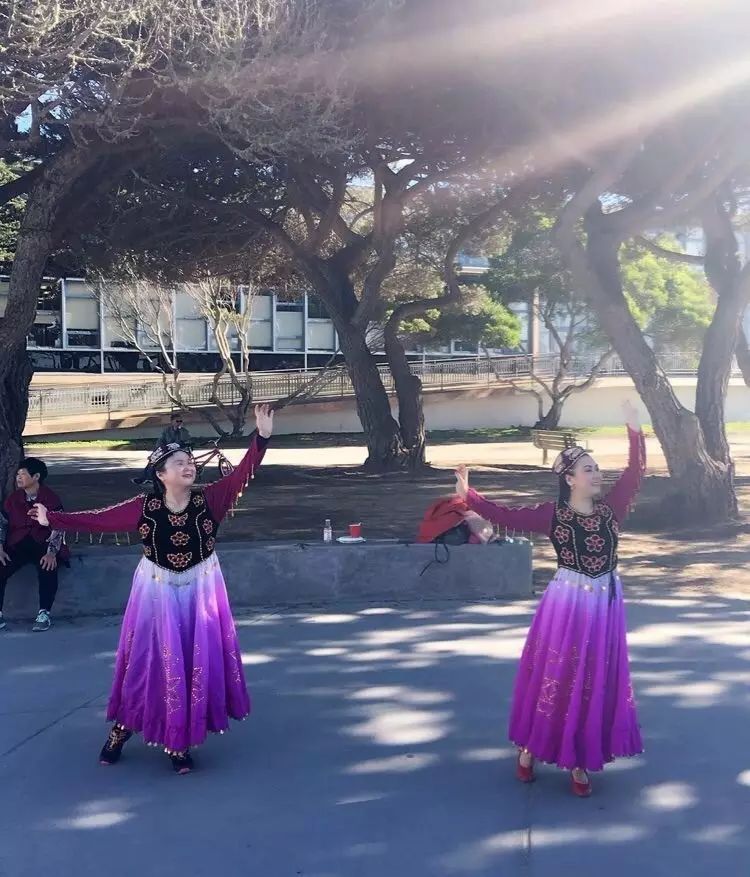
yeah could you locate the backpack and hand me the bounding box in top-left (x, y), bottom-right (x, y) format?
top-left (416, 497), bottom-right (472, 545)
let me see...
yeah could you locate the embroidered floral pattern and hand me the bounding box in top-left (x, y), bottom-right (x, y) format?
top-left (191, 644), bottom-right (205, 709)
top-left (163, 646), bottom-right (182, 714)
top-left (537, 677), bottom-right (561, 718)
top-left (560, 548), bottom-right (575, 566)
top-left (552, 500), bottom-right (618, 576)
top-left (581, 554), bottom-right (607, 574)
top-left (580, 515), bottom-right (601, 532)
top-left (147, 498), bottom-right (162, 512)
top-left (584, 534), bottom-right (605, 552)
top-left (138, 491), bottom-right (218, 574)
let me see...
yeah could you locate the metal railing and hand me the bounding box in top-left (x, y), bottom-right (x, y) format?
top-left (26, 351), bottom-right (731, 422)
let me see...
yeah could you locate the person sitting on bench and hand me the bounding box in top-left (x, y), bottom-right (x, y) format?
top-left (0, 458), bottom-right (69, 632)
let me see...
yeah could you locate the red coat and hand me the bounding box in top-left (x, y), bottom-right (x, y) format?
top-left (416, 496), bottom-right (474, 543)
top-left (3, 484), bottom-right (71, 560)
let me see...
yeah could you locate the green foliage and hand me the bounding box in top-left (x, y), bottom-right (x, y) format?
top-left (484, 215), bottom-right (713, 356)
top-left (0, 161), bottom-right (25, 261)
top-left (620, 239), bottom-right (713, 353)
top-left (401, 287), bottom-right (521, 350)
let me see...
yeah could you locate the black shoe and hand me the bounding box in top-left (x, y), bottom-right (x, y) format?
top-left (169, 750), bottom-right (194, 774)
top-left (32, 610), bottom-right (52, 632)
top-left (99, 724), bottom-right (133, 765)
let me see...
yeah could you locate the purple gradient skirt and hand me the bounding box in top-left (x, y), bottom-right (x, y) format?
top-left (509, 568), bottom-right (642, 772)
top-left (106, 554), bottom-right (250, 752)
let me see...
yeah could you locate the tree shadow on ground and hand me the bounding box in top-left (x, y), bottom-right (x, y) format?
top-left (2, 586), bottom-right (748, 877)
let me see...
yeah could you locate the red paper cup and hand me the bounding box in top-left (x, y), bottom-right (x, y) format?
top-left (349, 523), bottom-right (362, 538)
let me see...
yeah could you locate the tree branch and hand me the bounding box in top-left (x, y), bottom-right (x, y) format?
top-left (636, 235), bottom-right (705, 265)
top-left (561, 349), bottom-right (613, 397)
top-left (0, 164), bottom-right (43, 206)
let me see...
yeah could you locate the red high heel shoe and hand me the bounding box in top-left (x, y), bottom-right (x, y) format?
top-left (571, 770), bottom-right (592, 797)
top-left (516, 750), bottom-right (535, 784)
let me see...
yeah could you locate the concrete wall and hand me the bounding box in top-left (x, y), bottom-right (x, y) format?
top-left (196, 376), bottom-right (750, 433)
top-left (24, 376), bottom-right (750, 439)
top-left (2, 539), bottom-right (533, 619)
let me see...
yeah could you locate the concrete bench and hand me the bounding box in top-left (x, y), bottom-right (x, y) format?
top-left (1, 539), bottom-right (533, 620)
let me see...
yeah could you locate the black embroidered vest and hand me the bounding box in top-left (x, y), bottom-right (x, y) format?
top-left (138, 492), bottom-right (218, 572)
top-left (550, 501), bottom-right (619, 577)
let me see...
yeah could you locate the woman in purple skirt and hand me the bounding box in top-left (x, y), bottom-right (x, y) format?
top-left (455, 401), bottom-right (645, 797)
top-left (30, 404), bottom-right (273, 775)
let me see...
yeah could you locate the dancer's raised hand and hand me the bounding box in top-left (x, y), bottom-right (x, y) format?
top-left (622, 399), bottom-right (641, 432)
top-left (455, 464), bottom-right (469, 499)
top-left (255, 403), bottom-right (274, 438)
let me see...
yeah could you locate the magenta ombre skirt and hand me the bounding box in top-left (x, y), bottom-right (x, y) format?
top-left (106, 554), bottom-right (250, 752)
top-left (509, 568), bottom-right (642, 771)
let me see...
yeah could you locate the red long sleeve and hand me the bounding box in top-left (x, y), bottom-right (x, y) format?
top-left (464, 488), bottom-right (554, 535)
top-left (203, 432), bottom-right (269, 522)
top-left (604, 427), bottom-right (646, 520)
top-left (47, 496), bottom-right (143, 534)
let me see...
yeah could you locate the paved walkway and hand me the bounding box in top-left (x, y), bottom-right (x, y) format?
top-left (28, 433), bottom-right (750, 477)
top-left (1, 587), bottom-right (748, 876)
top-left (26, 435), bottom-right (667, 473)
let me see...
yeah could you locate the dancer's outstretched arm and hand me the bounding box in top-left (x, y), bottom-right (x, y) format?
top-left (32, 496), bottom-right (143, 533)
top-left (604, 401), bottom-right (646, 520)
top-left (203, 404), bottom-right (274, 522)
top-left (455, 465), bottom-right (554, 535)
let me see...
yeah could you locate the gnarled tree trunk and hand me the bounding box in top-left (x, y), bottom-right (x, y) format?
top-left (384, 327), bottom-right (426, 469)
top-left (583, 214), bottom-right (737, 523)
top-left (534, 396), bottom-right (564, 430)
top-left (336, 324), bottom-right (406, 469)
top-left (0, 147), bottom-right (99, 497)
top-left (0, 343), bottom-right (32, 496)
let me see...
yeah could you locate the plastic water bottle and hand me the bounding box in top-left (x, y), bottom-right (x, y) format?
top-left (323, 519), bottom-right (333, 544)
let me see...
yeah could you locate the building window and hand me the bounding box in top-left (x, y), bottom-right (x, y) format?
top-left (30, 350), bottom-right (102, 372)
top-left (1, 277), bottom-right (63, 348)
top-left (175, 288), bottom-right (207, 350)
top-left (176, 319), bottom-right (208, 350)
top-left (307, 321), bottom-right (335, 351)
top-left (245, 293), bottom-right (273, 350)
top-left (64, 279), bottom-right (100, 348)
top-left (306, 295), bottom-right (329, 320)
top-left (275, 298), bottom-right (303, 351)
top-left (103, 351), bottom-right (166, 372)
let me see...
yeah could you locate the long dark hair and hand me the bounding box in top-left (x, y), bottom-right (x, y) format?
top-left (557, 473), bottom-right (572, 504)
top-left (150, 461), bottom-right (168, 497)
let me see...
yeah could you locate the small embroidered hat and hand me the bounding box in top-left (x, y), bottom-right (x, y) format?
top-left (148, 442), bottom-right (192, 470)
top-left (552, 445), bottom-right (588, 477)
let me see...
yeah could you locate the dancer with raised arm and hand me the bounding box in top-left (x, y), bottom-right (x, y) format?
top-left (455, 401), bottom-right (646, 797)
top-left (30, 404), bottom-right (274, 775)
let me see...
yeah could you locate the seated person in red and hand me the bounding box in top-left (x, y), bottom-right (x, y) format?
top-left (0, 458), bottom-right (69, 632)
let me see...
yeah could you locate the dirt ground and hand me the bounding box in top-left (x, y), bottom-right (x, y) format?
top-left (40, 434), bottom-right (750, 597)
